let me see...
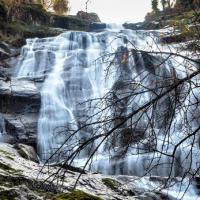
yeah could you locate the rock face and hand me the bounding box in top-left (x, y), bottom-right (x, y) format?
top-left (0, 79), bottom-right (40, 146)
top-left (77, 11), bottom-right (101, 23)
top-left (50, 15), bottom-right (91, 31)
top-left (0, 42), bottom-right (11, 60)
top-left (89, 22), bottom-right (107, 32)
top-left (14, 143), bottom-right (39, 162)
top-left (0, 142), bottom-right (195, 200)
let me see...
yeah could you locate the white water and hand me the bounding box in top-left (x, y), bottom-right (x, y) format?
top-left (15, 25), bottom-right (200, 199)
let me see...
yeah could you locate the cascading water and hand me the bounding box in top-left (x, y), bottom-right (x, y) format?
top-left (15, 24), bottom-right (200, 199)
top-left (15, 28), bottom-right (122, 161)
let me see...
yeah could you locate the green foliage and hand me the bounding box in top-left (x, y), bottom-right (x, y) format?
top-left (161, 0), bottom-right (167, 10)
top-left (0, 0), bottom-right (7, 19)
top-left (175, 0), bottom-right (200, 10)
top-left (53, 0), bottom-right (69, 15)
top-left (54, 190), bottom-right (103, 200)
top-left (151, 0), bottom-right (159, 13)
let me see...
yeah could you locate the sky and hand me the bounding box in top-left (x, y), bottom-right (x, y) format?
top-left (70, 0), bottom-right (152, 23)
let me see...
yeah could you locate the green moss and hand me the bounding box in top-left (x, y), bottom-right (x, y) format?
top-left (0, 149), bottom-right (12, 156)
top-left (21, 3), bottom-right (46, 14)
top-left (16, 148), bottom-right (29, 160)
top-left (5, 156), bottom-right (14, 161)
top-left (102, 178), bottom-right (121, 192)
top-left (0, 162), bottom-right (22, 175)
top-left (0, 150), bottom-right (15, 161)
top-left (0, 162), bottom-right (13, 171)
top-left (0, 190), bottom-right (18, 200)
top-left (5, 21), bottom-right (63, 39)
top-left (54, 190), bottom-right (103, 200)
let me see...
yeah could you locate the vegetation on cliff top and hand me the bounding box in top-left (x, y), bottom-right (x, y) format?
top-left (0, 0), bottom-right (93, 46)
top-left (2, 0), bottom-right (69, 16)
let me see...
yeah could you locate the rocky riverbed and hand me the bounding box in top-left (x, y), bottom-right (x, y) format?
top-left (0, 142), bottom-right (179, 200)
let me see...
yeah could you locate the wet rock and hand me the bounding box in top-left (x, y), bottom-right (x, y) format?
top-left (0, 65), bottom-right (11, 79)
top-left (123, 22), bottom-right (144, 30)
top-left (0, 143), bottom-right (197, 200)
top-left (0, 42), bottom-right (11, 60)
top-left (0, 185), bottom-right (43, 200)
top-left (2, 114), bottom-right (38, 146)
top-left (0, 79), bottom-right (40, 114)
top-left (14, 143), bottom-right (39, 163)
top-left (0, 79), bottom-right (40, 146)
top-left (0, 42), bottom-right (10, 54)
top-left (89, 22), bottom-right (107, 32)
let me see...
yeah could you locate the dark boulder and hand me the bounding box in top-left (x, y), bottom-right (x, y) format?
top-left (14, 143), bottom-right (39, 162)
top-left (50, 15), bottom-right (90, 31)
top-left (0, 42), bottom-right (11, 60)
top-left (2, 113), bottom-right (38, 146)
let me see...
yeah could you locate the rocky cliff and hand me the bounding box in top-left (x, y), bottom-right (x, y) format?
top-left (0, 1), bottom-right (200, 199)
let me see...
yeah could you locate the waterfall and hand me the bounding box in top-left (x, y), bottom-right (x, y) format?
top-left (14, 25), bottom-right (200, 184)
top-left (15, 28), bottom-right (125, 160)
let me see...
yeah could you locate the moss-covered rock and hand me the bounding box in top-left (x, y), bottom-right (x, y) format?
top-left (50, 15), bottom-right (90, 31)
top-left (160, 33), bottom-right (187, 44)
top-left (54, 190), bottom-right (103, 200)
top-left (0, 189), bottom-right (18, 200)
top-left (0, 162), bottom-right (13, 171)
top-left (14, 143), bottom-right (39, 163)
top-left (102, 178), bottom-right (136, 196)
top-left (102, 178), bottom-right (121, 192)
top-left (1, 21), bottom-right (65, 46)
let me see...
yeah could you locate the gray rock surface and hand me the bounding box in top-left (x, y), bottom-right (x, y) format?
top-left (0, 78), bottom-right (40, 145)
top-left (77, 11), bottom-right (101, 22)
top-left (0, 142), bottom-right (182, 200)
